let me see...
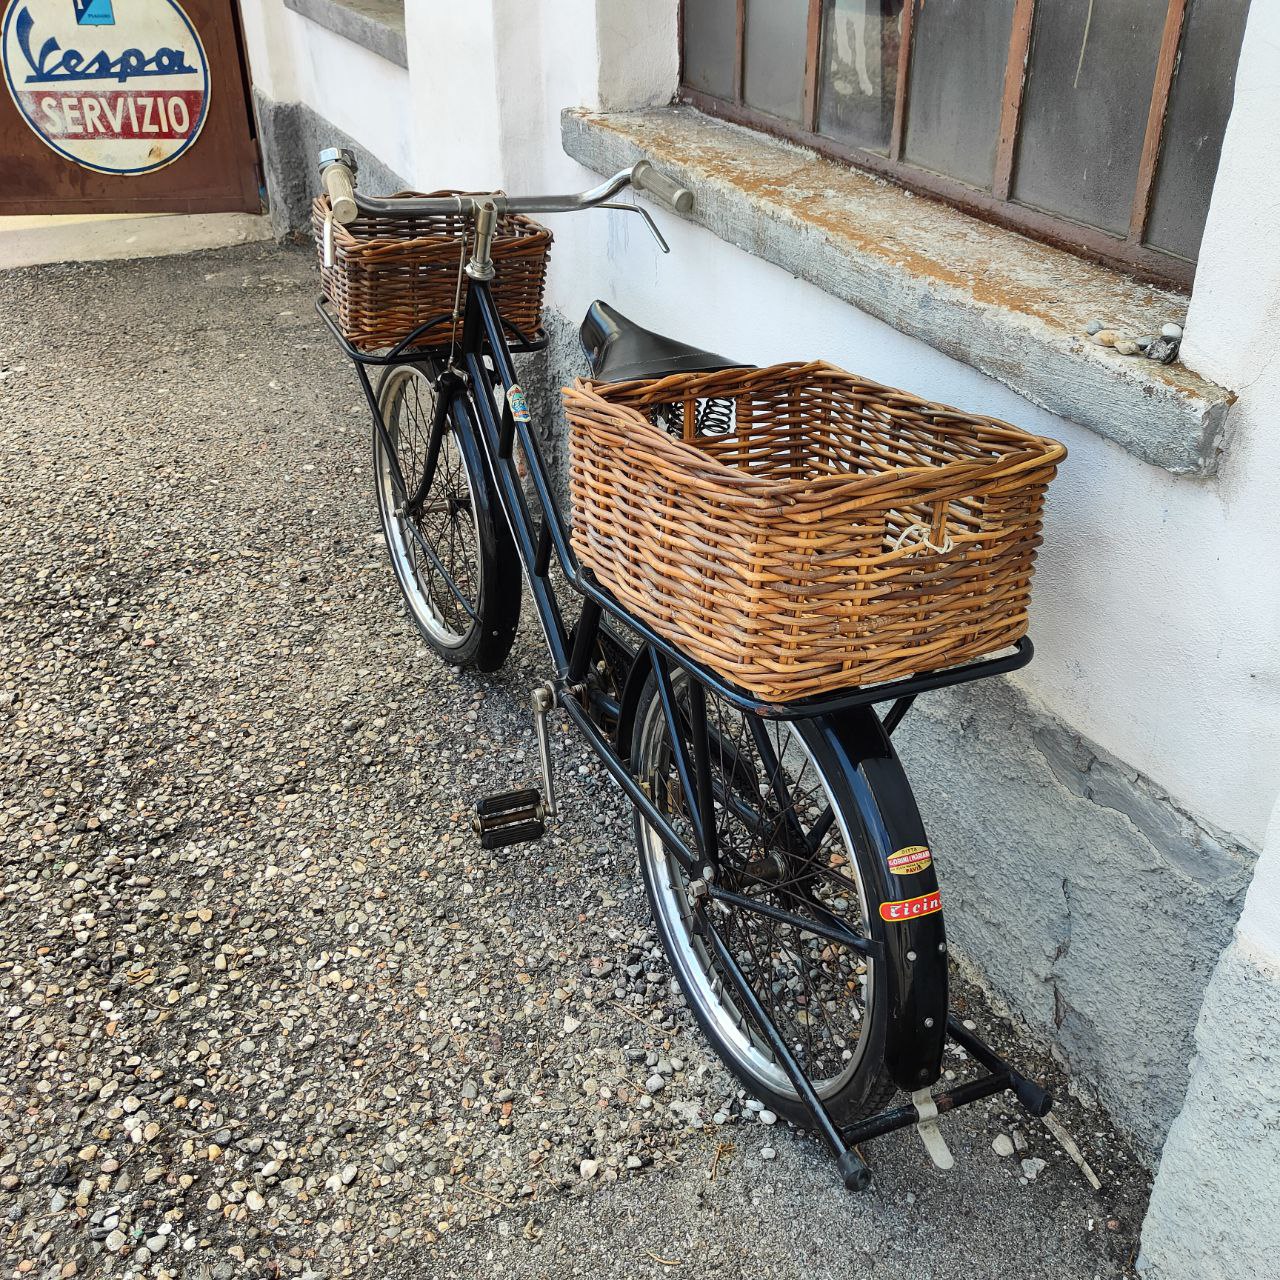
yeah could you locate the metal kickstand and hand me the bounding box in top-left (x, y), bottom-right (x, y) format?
top-left (910, 1088), bottom-right (955, 1170)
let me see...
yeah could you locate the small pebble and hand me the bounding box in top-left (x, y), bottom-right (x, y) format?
top-left (1114, 339), bottom-right (1140, 356)
top-left (1021, 1156), bottom-right (1047, 1181)
top-left (578, 1159), bottom-right (599, 1180)
top-left (1135, 335), bottom-right (1154, 350)
top-left (1090, 329), bottom-right (1119, 347)
top-left (645, 1074), bottom-right (665, 1094)
top-left (1085, 319), bottom-right (1103, 334)
top-left (758, 1110), bottom-right (777, 1126)
top-left (761, 1147), bottom-right (777, 1161)
top-left (992, 1133), bottom-right (1015, 1158)
top-left (1161, 322), bottom-right (1183, 339)
top-left (1147, 336), bottom-right (1180, 364)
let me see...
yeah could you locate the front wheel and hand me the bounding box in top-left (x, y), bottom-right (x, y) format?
top-left (631, 671), bottom-right (897, 1127)
top-left (373, 362), bottom-right (521, 671)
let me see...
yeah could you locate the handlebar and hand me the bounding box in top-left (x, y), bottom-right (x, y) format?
top-left (317, 150), bottom-right (694, 226)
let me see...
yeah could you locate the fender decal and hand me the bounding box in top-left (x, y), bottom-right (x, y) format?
top-left (879, 890), bottom-right (942, 922)
top-left (887, 844), bottom-right (933, 875)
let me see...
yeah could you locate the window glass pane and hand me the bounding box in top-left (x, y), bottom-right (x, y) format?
top-left (684, 0), bottom-right (739, 100)
top-left (1012, 0), bottom-right (1166, 236)
top-left (1146, 0), bottom-right (1251, 262)
top-left (902, 0), bottom-right (1016, 190)
top-left (817, 0), bottom-right (904, 153)
top-left (743, 0), bottom-right (810, 123)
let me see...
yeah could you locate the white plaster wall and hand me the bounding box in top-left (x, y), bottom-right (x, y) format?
top-left (523, 2), bottom-right (1280, 852)
top-left (538, 200), bottom-right (1280, 852)
top-left (1241, 801), bottom-right (1280, 961)
top-left (1137, 796), bottom-right (1280, 1278)
top-left (237, 0), bottom-right (1280, 852)
top-left (240, 0), bottom-right (412, 181)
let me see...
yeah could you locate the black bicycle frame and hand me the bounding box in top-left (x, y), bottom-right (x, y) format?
top-left (320, 277), bottom-right (1048, 1191)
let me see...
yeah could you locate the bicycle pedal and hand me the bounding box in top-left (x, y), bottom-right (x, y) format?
top-left (473, 788), bottom-right (546, 849)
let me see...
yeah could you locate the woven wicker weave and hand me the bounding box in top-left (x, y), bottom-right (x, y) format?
top-left (566, 361), bottom-right (1065, 702)
top-left (313, 193), bottom-right (551, 351)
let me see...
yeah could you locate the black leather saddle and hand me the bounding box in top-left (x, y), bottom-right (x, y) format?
top-left (579, 299), bottom-right (743, 383)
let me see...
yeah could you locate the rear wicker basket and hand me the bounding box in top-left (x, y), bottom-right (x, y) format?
top-left (313, 193), bottom-right (551, 351)
top-left (565, 362), bottom-right (1065, 702)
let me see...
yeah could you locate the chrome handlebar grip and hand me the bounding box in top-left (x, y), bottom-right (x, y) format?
top-left (318, 147), bottom-right (359, 225)
top-left (631, 160), bottom-right (694, 214)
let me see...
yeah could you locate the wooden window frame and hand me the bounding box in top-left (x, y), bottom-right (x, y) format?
top-left (679, 0), bottom-right (1195, 290)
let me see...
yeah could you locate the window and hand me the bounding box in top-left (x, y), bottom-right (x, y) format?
top-left (679, 0), bottom-right (1251, 287)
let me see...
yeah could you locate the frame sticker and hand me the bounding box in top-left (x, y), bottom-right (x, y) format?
top-left (879, 890), bottom-right (942, 923)
top-left (506, 385), bottom-right (531, 423)
top-left (887, 844), bottom-right (933, 876)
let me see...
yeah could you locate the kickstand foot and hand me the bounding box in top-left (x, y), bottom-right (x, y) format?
top-left (911, 1087), bottom-right (955, 1170)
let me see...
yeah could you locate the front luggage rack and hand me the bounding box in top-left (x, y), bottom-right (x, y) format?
top-left (315, 295), bottom-right (547, 363)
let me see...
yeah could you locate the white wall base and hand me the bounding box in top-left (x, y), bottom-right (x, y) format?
top-left (0, 213), bottom-right (273, 270)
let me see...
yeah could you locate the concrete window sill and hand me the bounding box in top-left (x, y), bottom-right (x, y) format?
top-left (562, 106), bottom-right (1234, 475)
top-left (284, 0), bottom-right (406, 69)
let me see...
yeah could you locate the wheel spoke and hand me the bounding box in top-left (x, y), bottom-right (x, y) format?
top-left (637, 677), bottom-right (876, 1096)
top-left (376, 367), bottom-right (484, 645)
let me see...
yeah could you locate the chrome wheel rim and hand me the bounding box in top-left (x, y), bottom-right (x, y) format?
top-left (636, 684), bottom-right (875, 1101)
top-left (375, 366), bottom-right (482, 647)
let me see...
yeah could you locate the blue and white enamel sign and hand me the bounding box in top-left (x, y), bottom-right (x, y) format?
top-left (2, 0), bottom-right (210, 175)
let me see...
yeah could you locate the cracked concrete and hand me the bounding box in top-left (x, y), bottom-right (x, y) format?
top-left (895, 679), bottom-right (1255, 1160)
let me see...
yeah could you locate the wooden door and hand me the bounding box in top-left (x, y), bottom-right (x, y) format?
top-left (0, 0), bottom-right (259, 214)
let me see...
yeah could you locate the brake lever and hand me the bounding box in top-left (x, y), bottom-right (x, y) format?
top-left (598, 200), bottom-right (670, 254)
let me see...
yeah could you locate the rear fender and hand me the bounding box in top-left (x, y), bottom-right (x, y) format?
top-left (813, 705), bottom-right (948, 1094)
top-left (612, 646), bottom-right (650, 765)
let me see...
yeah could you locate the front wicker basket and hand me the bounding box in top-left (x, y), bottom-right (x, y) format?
top-left (566, 362), bottom-right (1066, 702)
top-left (313, 193), bottom-right (551, 351)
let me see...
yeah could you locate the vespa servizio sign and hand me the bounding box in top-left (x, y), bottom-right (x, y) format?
top-left (1, 0), bottom-right (210, 175)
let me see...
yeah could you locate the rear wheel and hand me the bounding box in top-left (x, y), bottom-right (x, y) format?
top-left (631, 672), bottom-right (895, 1126)
top-left (374, 362), bottom-right (520, 671)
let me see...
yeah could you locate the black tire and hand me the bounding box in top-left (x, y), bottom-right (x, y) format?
top-left (373, 362), bottom-right (520, 672)
top-left (631, 671), bottom-right (896, 1127)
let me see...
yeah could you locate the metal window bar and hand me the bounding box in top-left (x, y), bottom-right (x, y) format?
top-left (688, 0), bottom-right (1196, 288)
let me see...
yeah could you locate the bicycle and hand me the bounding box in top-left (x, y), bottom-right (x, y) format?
top-left (314, 146), bottom-right (1053, 1191)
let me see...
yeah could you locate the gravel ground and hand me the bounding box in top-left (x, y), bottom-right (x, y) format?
top-left (1, 242), bottom-right (1149, 1279)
